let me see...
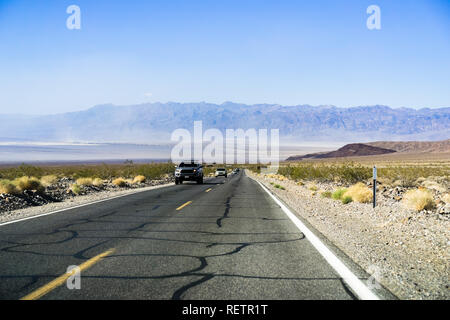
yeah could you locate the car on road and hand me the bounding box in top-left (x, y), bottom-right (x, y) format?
top-left (174, 162), bottom-right (203, 184)
top-left (215, 168), bottom-right (227, 178)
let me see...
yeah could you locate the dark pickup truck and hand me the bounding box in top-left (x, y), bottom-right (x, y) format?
top-left (174, 162), bottom-right (204, 184)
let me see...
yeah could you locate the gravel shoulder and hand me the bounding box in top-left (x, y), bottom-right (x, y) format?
top-left (247, 170), bottom-right (449, 300)
top-left (0, 181), bottom-right (173, 225)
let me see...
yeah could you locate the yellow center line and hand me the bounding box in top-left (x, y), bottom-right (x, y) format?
top-left (176, 200), bottom-right (192, 211)
top-left (205, 188), bottom-right (212, 193)
top-left (20, 248), bottom-right (116, 300)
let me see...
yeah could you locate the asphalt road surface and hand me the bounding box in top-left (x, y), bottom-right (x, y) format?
top-left (0, 171), bottom-right (375, 300)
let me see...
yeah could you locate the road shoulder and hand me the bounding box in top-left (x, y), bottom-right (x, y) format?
top-left (246, 170), bottom-right (448, 300)
top-left (0, 182), bottom-right (174, 225)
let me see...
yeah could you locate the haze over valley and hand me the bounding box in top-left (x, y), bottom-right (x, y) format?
top-left (2, 102), bottom-right (449, 143)
top-left (1, 102), bottom-right (448, 163)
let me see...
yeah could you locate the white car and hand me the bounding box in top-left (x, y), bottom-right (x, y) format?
top-left (215, 168), bottom-right (227, 178)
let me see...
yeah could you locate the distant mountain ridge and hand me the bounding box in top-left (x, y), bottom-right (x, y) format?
top-left (0, 102), bottom-right (448, 143)
top-left (366, 139), bottom-right (450, 153)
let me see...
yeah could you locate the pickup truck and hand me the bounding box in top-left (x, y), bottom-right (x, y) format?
top-left (174, 162), bottom-right (204, 184)
top-left (215, 168), bottom-right (227, 178)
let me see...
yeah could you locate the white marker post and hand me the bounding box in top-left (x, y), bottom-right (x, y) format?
top-left (373, 166), bottom-right (377, 208)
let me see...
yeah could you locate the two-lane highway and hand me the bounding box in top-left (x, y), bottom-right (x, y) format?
top-left (0, 171), bottom-right (368, 300)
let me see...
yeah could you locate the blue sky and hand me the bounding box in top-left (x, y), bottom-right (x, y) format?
top-left (0, 0), bottom-right (449, 114)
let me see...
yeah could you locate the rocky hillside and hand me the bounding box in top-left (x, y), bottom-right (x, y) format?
top-left (286, 143), bottom-right (396, 160)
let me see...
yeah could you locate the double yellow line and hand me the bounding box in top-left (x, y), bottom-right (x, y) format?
top-left (22, 187), bottom-right (213, 299)
top-left (21, 248), bottom-right (115, 300)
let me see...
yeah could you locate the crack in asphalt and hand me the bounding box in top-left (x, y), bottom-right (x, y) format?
top-left (216, 196), bottom-right (231, 228)
top-left (172, 274), bottom-right (215, 300)
top-left (0, 174), bottom-right (355, 300)
top-left (0, 233), bottom-right (307, 299)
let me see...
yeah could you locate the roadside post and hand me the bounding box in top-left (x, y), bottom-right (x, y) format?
top-left (373, 166), bottom-right (377, 208)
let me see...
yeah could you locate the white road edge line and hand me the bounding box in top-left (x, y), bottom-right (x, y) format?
top-left (0, 183), bottom-right (173, 227)
top-left (253, 178), bottom-right (380, 300)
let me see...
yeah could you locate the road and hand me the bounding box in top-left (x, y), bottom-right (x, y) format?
top-left (0, 171), bottom-right (372, 300)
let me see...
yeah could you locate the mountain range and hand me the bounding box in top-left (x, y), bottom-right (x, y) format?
top-left (366, 139), bottom-right (450, 153)
top-left (0, 102), bottom-right (449, 144)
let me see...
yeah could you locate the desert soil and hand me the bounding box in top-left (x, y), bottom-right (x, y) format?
top-left (247, 170), bottom-right (449, 300)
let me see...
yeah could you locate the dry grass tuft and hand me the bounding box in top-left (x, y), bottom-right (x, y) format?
top-left (92, 178), bottom-right (104, 187)
top-left (70, 184), bottom-right (82, 195)
top-left (403, 189), bottom-right (435, 211)
top-left (40, 175), bottom-right (58, 187)
top-left (344, 182), bottom-right (373, 203)
top-left (13, 176), bottom-right (43, 192)
top-left (0, 179), bottom-right (18, 194)
top-left (76, 177), bottom-right (93, 186)
top-left (133, 175), bottom-right (146, 184)
top-left (112, 178), bottom-right (127, 187)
